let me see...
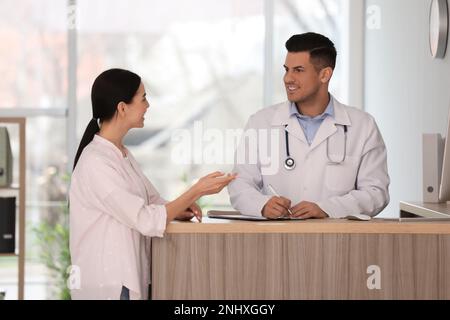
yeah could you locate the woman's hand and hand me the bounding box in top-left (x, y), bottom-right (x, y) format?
top-left (165, 171), bottom-right (237, 225)
top-left (192, 171), bottom-right (237, 197)
top-left (175, 203), bottom-right (203, 222)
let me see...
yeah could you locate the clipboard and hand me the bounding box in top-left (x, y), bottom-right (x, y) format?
top-left (207, 210), bottom-right (306, 221)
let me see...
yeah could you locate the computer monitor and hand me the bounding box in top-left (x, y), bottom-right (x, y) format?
top-left (439, 107), bottom-right (450, 203)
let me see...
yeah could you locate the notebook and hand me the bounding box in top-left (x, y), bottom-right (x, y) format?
top-left (207, 210), bottom-right (306, 221)
top-left (207, 210), bottom-right (373, 221)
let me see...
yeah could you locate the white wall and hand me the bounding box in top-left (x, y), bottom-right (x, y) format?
top-left (365, 0), bottom-right (450, 217)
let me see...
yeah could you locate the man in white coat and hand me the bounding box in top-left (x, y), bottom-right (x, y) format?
top-left (228, 32), bottom-right (390, 219)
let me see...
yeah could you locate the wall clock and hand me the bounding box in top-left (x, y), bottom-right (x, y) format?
top-left (429, 0), bottom-right (449, 59)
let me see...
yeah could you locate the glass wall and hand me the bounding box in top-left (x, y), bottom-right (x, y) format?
top-left (0, 0), bottom-right (68, 300)
top-left (75, 0), bottom-right (264, 208)
top-left (0, 0), bottom-right (68, 109)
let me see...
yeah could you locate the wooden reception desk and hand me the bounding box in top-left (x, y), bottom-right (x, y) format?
top-left (151, 218), bottom-right (450, 300)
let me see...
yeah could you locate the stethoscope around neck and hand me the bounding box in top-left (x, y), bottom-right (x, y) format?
top-left (283, 124), bottom-right (348, 170)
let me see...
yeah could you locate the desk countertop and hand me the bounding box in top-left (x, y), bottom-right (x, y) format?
top-left (165, 217), bottom-right (450, 234)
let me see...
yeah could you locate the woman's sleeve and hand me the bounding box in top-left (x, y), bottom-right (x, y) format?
top-left (143, 177), bottom-right (169, 205)
top-left (84, 155), bottom-right (167, 237)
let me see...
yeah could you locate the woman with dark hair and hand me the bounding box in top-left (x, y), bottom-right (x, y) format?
top-left (69, 68), bottom-right (235, 300)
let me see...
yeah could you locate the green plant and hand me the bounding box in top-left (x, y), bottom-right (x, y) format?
top-left (33, 173), bottom-right (71, 300)
top-left (33, 203), bottom-right (71, 300)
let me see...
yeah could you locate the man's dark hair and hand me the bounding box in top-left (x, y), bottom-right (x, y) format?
top-left (285, 32), bottom-right (337, 71)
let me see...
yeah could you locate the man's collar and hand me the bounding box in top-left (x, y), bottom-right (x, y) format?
top-left (271, 95), bottom-right (351, 127)
top-left (289, 96), bottom-right (335, 120)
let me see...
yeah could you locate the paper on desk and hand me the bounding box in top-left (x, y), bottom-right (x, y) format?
top-left (344, 214), bottom-right (372, 221)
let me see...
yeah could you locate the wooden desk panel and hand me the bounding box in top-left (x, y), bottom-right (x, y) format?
top-left (163, 218), bottom-right (450, 234)
top-left (152, 219), bottom-right (450, 300)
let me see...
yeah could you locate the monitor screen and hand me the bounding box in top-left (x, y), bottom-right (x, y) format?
top-left (439, 108), bottom-right (450, 202)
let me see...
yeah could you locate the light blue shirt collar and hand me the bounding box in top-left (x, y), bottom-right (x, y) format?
top-left (289, 97), bottom-right (335, 120)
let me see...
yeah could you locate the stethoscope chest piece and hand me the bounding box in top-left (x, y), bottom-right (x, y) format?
top-left (284, 157), bottom-right (296, 170)
top-left (283, 123), bottom-right (348, 171)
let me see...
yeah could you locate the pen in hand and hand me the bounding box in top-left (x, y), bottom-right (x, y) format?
top-left (267, 184), bottom-right (293, 216)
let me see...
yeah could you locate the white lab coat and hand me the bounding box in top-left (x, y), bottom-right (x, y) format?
top-left (69, 135), bottom-right (167, 300)
top-left (228, 96), bottom-right (390, 218)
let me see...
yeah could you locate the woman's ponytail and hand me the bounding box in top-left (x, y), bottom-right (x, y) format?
top-left (72, 68), bottom-right (141, 171)
top-left (73, 118), bottom-right (100, 170)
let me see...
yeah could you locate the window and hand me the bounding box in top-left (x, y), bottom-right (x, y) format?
top-left (0, 0), bottom-right (67, 109)
top-left (76, 0), bottom-right (264, 207)
top-left (0, 0), bottom-right (68, 300)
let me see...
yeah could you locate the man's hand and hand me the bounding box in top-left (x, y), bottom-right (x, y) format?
top-left (290, 201), bottom-right (328, 219)
top-left (175, 203), bottom-right (202, 222)
top-left (262, 196), bottom-right (291, 219)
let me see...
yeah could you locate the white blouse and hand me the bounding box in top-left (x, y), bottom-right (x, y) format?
top-left (69, 134), bottom-right (167, 300)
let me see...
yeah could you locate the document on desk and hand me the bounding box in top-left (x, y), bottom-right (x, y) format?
top-left (207, 210), bottom-right (306, 221)
top-left (208, 211), bottom-right (376, 221)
